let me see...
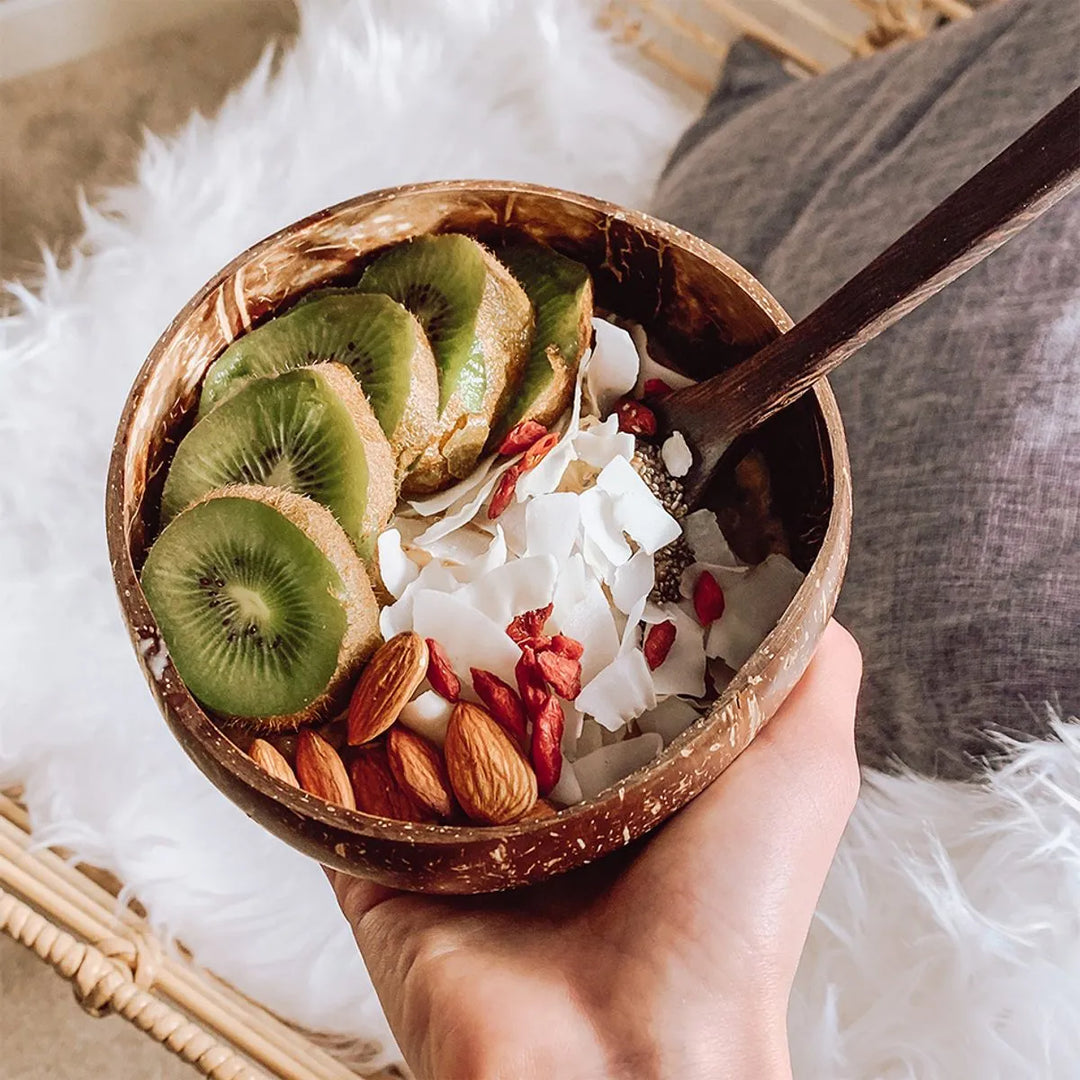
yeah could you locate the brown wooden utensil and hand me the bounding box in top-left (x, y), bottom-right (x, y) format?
top-left (659, 87), bottom-right (1080, 506)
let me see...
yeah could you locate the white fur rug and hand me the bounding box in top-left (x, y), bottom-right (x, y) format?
top-left (1, 2), bottom-right (1077, 1076)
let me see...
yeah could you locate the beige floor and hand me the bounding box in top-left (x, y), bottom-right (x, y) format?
top-left (0, 5), bottom-right (296, 1077)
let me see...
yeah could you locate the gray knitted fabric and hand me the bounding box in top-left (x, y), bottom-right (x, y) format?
top-left (653, 1), bottom-right (1080, 777)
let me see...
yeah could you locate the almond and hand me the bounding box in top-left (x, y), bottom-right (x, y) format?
top-left (249, 739), bottom-right (299, 788)
top-left (445, 702), bottom-right (538, 824)
top-left (387, 727), bottom-right (456, 819)
top-left (518, 798), bottom-right (558, 822)
top-left (347, 631), bottom-right (429, 745)
top-left (295, 729), bottom-right (355, 809)
top-left (349, 744), bottom-right (431, 822)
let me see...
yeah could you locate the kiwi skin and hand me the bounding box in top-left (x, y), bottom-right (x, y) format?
top-left (495, 242), bottom-right (594, 437)
top-left (363, 236), bottom-right (533, 496)
top-left (186, 484), bottom-right (381, 732)
top-left (313, 363), bottom-right (397, 558)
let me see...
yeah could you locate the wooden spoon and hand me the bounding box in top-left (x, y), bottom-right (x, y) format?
top-left (657, 87), bottom-right (1080, 507)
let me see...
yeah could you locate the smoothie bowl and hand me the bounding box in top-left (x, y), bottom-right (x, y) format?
top-left (107, 180), bottom-right (850, 894)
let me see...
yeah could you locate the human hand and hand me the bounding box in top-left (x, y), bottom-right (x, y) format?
top-left (331, 620), bottom-right (862, 1080)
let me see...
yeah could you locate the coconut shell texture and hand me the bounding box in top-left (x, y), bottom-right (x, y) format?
top-left (108, 181), bottom-right (850, 894)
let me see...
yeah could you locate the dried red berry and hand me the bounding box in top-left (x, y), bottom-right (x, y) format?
top-left (530, 694), bottom-right (565, 796)
top-left (643, 620), bottom-right (677, 670)
top-left (643, 378), bottom-right (673, 400)
top-left (497, 419), bottom-right (548, 456)
top-left (521, 431), bottom-right (560, 470)
top-left (515, 646), bottom-right (549, 721)
top-left (547, 633), bottom-right (584, 660)
top-left (536, 648), bottom-right (582, 700)
top-left (425, 638), bottom-right (460, 701)
top-left (507, 603), bottom-right (553, 644)
top-left (693, 571), bottom-right (726, 626)
top-left (470, 668), bottom-right (528, 747)
top-left (615, 398), bottom-right (657, 436)
top-left (516, 634), bottom-right (553, 653)
top-left (487, 465), bottom-right (521, 519)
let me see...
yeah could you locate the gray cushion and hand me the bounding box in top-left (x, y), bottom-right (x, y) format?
top-left (653, 1), bottom-right (1080, 777)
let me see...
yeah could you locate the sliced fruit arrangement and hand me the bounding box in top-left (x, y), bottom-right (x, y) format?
top-left (493, 239), bottom-right (593, 438)
top-left (140, 232), bottom-right (593, 746)
top-left (198, 291), bottom-right (440, 472)
top-left (140, 485), bottom-right (381, 728)
top-left (356, 233), bottom-right (533, 493)
top-left (162, 364), bottom-right (395, 559)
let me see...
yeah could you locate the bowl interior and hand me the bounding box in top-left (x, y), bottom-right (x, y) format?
top-left (107, 181), bottom-right (849, 893)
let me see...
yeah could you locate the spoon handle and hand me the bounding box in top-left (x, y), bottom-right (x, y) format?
top-left (663, 87), bottom-right (1080, 505)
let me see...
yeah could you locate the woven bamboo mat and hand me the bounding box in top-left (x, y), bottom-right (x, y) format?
top-left (0, 2), bottom-right (986, 1075)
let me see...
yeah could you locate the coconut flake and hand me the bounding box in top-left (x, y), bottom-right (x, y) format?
top-left (642, 602), bottom-right (706, 697)
top-left (451, 526), bottom-right (508, 583)
top-left (407, 454), bottom-right (500, 517)
top-left (587, 319), bottom-right (640, 416)
top-left (611, 550), bottom-right (654, 614)
top-left (525, 493), bottom-right (580, 562)
top-left (414, 459), bottom-right (516, 547)
top-left (661, 431), bottom-right (692, 477)
top-left (629, 323), bottom-right (696, 396)
top-left (457, 555), bottom-right (559, 628)
top-left (576, 649), bottom-right (656, 732)
top-left (683, 509), bottom-right (740, 567)
top-left (620, 596), bottom-right (646, 654)
top-left (574, 414), bottom-right (635, 470)
top-left (376, 528), bottom-right (419, 599)
top-left (637, 698), bottom-right (701, 746)
top-left (573, 732), bottom-right (664, 800)
top-left (399, 690), bottom-right (454, 747)
top-left (410, 589), bottom-right (521, 684)
top-left (516, 438), bottom-right (576, 500)
top-left (551, 554), bottom-right (619, 685)
top-left (706, 554), bottom-right (806, 670)
top-left (595, 456), bottom-right (681, 554)
top-left (420, 524), bottom-right (496, 566)
top-left (577, 487), bottom-right (632, 567)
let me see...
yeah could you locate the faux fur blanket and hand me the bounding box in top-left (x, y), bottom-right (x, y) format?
top-left (1, 3), bottom-right (1076, 1075)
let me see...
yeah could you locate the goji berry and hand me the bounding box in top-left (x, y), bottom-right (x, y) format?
top-left (425, 638), bottom-right (460, 701)
top-left (530, 693), bottom-right (565, 796)
top-left (642, 378), bottom-right (673, 400)
top-left (487, 465), bottom-right (521, 519)
top-left (521, 431), bottom-right (560, 470)
top-left (506, 603), bottom-right (553, 643)
top-left (643, 620), bottom-right (677, 670)
top-left (515, 646), bottom-right (549, 721)
top-left (497, 419), bottom-right (548, 456)
top-left (536, 648), bottom-right (582, 700)
top-left (546, 633), bottom-right (584, 660)
top-left (615, 398), bottom-right (657, 436)
top-left (693, 571), bottom-right (725, 626)
top-left (470, 668), bottom-right (528, 747)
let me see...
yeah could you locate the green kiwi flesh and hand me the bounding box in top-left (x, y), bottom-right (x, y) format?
top-left (140, 486), bottom-right (381, 727)
top-left (162, 364), bottom-right (395, 560)
top-left (357, 234), bottom-right (532, 493)
top-left (496, 240), bottom-right (593, 436)
top-left (196, 293), bottom-right (439, 471)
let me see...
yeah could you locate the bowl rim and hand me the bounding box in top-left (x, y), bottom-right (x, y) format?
top-left (106, 178), bottom-right (849, 852)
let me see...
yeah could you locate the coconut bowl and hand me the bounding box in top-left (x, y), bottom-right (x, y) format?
top-left (107, 180), bottom-right (850, 894)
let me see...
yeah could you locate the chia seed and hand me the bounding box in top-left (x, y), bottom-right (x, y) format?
top-left (632, 442), bottom-right (695, 603)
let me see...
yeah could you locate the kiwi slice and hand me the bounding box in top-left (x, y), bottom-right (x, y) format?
top-left (357, 234), bottom-right (532, 493)
top-left (163, 364), bottom-right (395, 560)
top-left (495, 240), bottom-right (593, 436)
top-left (140, 485), bottom-right (381, 728)
top-left (197, 292), bottom-right (439, 471)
